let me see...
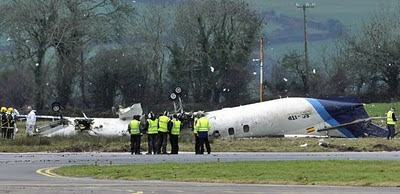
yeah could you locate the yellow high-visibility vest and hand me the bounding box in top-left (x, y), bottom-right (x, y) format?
top-left (195, 117), bottom-right (210, 132)
top-left (171, 119), bottom-right (181, 135)
top-left (129, 120), bottom-right (140, 135)
top-left (387, 110), bottom-right (396, 125)
top-left (158, 115), bottom-right (170, 132)
top-left (147, 119), bottom-right (158, 134)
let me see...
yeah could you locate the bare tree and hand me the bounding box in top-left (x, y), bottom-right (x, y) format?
top-left (0, 0), bottom-right (62, 110)
top-left (52, 0), bottom-right (135, 107)
top-left (134, 1), bottom-right (174, 103)
top-left (170, 0), bottom-right (262, 105)
top-left (0, 0), bottom-right (135, 109)
top-left (329, 5), bottom-right (400, 100)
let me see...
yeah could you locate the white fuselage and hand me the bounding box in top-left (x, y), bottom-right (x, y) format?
top-left (206, 97), bottom-right (345, 138)
top-left (45, 118), bottom-right (131, 137)
top-left (44, 98), bottom-right (359, 138)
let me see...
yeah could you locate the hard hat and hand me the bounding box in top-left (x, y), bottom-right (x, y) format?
top-left (7, 107), bottom-right (13, 113)
top-left (1, 107), bottom-right (6, 112)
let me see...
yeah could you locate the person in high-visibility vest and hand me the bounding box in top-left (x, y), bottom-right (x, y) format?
top-left (128, 115), bottom-right (142, 155)
top-left (157, 111), bottom-right (170, 154)
top-left (144, 112), bottom-right (158, 155)
top-left (1, 107), bottom-right (7, 139)
top-left (387, 107), bottom-right (397, 140)
top-left (6, 108), bottom-right (15, 139)
top-left (169, 114), bottom-right (182, 154)
top-left (194, 111), bottom-right (211, 154)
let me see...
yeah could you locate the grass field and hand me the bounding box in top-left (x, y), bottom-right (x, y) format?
top-left (2, 131), bottom-right (400, 153)
top-left (364, 102), bottom-right (400, 117)
top-left (54, 160), bottom-right (400, 186)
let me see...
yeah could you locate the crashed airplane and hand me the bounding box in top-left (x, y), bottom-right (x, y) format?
top-left (27, 97), bottom-right (388, 138)
top-left (206, 97), bottom-right (388, 138)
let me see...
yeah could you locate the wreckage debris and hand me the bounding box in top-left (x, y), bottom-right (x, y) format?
top-left (57, 144), bottom-right (131, 152)
top-left (373, 144), bottom-right (400, 151)
top-left (319, 142), bottom-right (361, 152)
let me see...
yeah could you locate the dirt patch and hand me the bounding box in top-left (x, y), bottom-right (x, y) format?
top-left (319, 143), bottom-right (361, 152)
top-left (108, 144), bottom-right (130, 152)
top-left (58, 144), bottom-right (104, 152)
top-left (373, 144), bottom-right (400, 151)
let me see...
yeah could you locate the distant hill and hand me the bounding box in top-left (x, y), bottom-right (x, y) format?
top-left (260, 10), bottom-right (343, 45)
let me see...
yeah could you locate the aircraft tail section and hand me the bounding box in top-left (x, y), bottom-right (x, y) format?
top-left (362, 122), bottom-right (388, 137)
top-left (307, 97), bottom-right (388, 138)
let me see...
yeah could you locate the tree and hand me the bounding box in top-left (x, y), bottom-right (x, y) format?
top-left (170, 0), bottom-right (262, 105)
top-left (86, 48), bottom-right (148, 109)
top-left (0, 0), bottom-right (135, 109)
top-left (52, 0), bottom-right (135, 107)
top-left (0, 0), bottom-right (61, 110)
top-left (134, 1), bottom-right (174, 103)
top-left (86, 49), bottom-right (122, 109)
top-left (0, 69), bottom-right (34, 108)
top-left (278, 51), bottom-right (307, 96)
top-left (329, 5), bottom-right (400, 101)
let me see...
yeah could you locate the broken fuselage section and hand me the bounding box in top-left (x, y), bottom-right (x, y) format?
top-left (34, 103), bottom-right (143, 137)
top-left (206, 97), bottom-right (387, 139)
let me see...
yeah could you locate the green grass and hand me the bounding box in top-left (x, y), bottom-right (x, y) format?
top-left (54, 160), bottom-right (400, 186)
top-left (2, 134), bottom-right (400, 153)
top-left (364, 102), bottom-right (400, 117)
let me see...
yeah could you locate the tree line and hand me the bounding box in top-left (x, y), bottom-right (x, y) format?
top-left (0, 0), bottom-right (261, 113)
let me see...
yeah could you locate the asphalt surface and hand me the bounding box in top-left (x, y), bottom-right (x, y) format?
top-left (1, 152), bottom-right (400, 193)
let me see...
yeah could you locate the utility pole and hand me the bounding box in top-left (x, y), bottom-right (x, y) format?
top-left (296, 2), bottom-right (314, 95)
top-left (259, 37), bottom-right (264, 102)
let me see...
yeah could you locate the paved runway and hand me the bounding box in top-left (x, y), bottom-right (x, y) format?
top-left (1, 152), bottom-right (400, 193)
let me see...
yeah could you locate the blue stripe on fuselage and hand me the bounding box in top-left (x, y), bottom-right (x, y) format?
top-left (306, 98), bottom-right (355, 138)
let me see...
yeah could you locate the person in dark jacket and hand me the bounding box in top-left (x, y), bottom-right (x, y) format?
top-left (128, 115), bottom-right (142, 155)
top-left (169, 114), bottom-right (182, 154)
top-left (143, 112), bottom-right (159, 155)
top-left (157, 112), bottom-right (170, 154)
top-left (1, 107), bottom-right (7, 139)
top-left (6, 108), bottom-right (15, 139)
top-left (387, 107), bottom-right (397, 140)
top-left (194, 111), bottom-right (211, 154)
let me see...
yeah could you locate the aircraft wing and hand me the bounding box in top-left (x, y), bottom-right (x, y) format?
top-left (317, 118), bottom-right (387, 137)
top-left (317, 118), bottom-right (371, 132)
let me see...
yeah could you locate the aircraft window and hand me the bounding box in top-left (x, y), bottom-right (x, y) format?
top-left (228, 127), bottom-right (235, 135)
top-left (243, 125), bottom-right (249, 133)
